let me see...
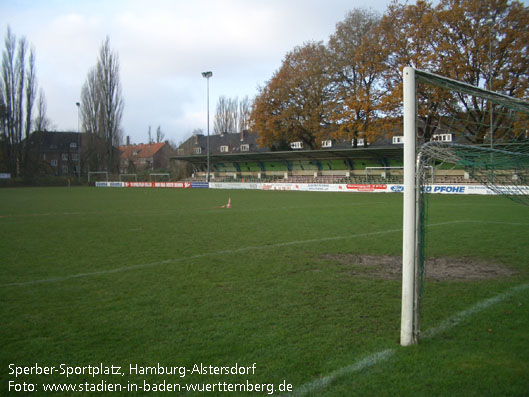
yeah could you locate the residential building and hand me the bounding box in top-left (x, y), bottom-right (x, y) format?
top-left (119, 141), bottom-right (175, 173)
top-left (176, 130), bottom-right (264, 157)
top-left (25, 131), bottom-right (82, 176)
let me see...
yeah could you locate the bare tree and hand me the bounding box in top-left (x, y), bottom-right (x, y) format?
top-left (80, 36), bottom-right (124, 172)
top-left (231, 97), bottom-right (238, 134)
top-left (156, 125), bottom-right (165, 143)
top-left (33, 89), bottom-right (53, 131)
top-left (24, 47), bottom-right (36, 133)
top-left (238, 95), bottom-right (251, 132)
top-left (97, 37), bottom-right (124, 167)
top-left (1, 27), bottom-right (38, 176)
top-left (23, 47), bottom-right (36, 169)
top-left (214, 96), bottom-right (240, 134)
top-left (214, 96), bottom-right (231, 134)
top-left (80, 67), bottom-right (101, 136)
top-left (1, 27), bottom-right (17, 175)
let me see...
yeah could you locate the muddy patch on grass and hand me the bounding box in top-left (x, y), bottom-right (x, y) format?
top-left (321, 254), bottom-right (516, 281)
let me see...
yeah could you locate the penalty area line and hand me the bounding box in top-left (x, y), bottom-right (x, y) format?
top-left (0, 228), bottom-right (403, 288)
top-left (0, 220), bottom-right (496, 288)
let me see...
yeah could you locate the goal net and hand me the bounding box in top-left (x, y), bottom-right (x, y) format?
top-left (401, 67), bottom-right (529, 346)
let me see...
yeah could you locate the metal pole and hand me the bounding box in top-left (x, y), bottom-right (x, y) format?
top-left (76, 102), bottom-right (81, 183)
top-left (202, 71), bottom-right (212, 183)
top-left (207, 76), bottom-right (210, 183)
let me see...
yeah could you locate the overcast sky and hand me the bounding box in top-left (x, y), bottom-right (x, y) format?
top-left (1, 0), bottom-right (433, 145)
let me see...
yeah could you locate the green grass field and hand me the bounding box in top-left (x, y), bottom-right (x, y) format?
top-left (1, 187), bottom-right (528, 396)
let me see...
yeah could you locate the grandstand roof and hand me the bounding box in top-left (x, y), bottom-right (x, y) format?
top-left (172, 146), bottom-right (403, 166)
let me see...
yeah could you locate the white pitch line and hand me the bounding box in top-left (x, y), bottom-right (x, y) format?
top-left (0, 220), bottom-right (524, 288)
top-left (288, 349), bottom-right (396, 397)
top-left (421, 283), bottom-right (529, 339)
top-left (287, 282), bottom-right (529, 396)
top-left (0, 228), bottom-right (402, 288)
top-left (451, 220), bottom-right (529, 226)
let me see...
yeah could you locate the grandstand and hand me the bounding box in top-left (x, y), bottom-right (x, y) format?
top-left (173, 131), bottom-right (492, 184)
top-left (174, 131), bottom-right (400, 182)
top-left (173, 141), bottom-right (477, 185)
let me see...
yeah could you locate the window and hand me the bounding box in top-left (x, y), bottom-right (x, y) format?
top-left (431, 133), bottom-right (453, 142)
top-left (392, 136), bottom-right (404, 144)
top-left (62, 153), bottom-right (68, 161)
top-left (72, 153), bottom-right (79, 161)
top-left (194, 147), bottom-right (202, 154)
top-left (240, 144), bottom-right (249, 152)
top-left (290, 141), bottom-right (303, 149)
top-left (352, 138), bottom-right (367, 147)
top-left (177, 148), bottom-right (184, 155)
top-left (50, 144), bottom-right (57, 149)
top-left (51, 160), bottom-right (58, 167)
top-left (322, 140), bottom-right (332, 148)
top-left (220, 145), bottom-right (229, 153)
top-left (70, 142), bottom-right (77, 148)
top-left (62, 165), bottom-right (68, 174)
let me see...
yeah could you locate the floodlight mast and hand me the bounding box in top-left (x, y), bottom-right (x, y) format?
top-left (76, 102), bottom-right (81, 183)
top-left (202, 71), bottom-right (213, 183)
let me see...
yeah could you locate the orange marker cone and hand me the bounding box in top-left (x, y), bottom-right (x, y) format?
top-left (217, 198), bottom-right (232, 209)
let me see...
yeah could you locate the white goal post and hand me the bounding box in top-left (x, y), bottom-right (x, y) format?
top-left (149, 173), bottom-right (170, 182)
top-left (400, 67), bottom-right (529, 346)
top-left (88, 171), bottom-right (109, 183)
top-left (119, 173), bottom-right (138, 181)
top-left (401, 67), bottom-right (418, 346)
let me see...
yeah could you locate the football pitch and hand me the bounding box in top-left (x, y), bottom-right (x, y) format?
top-left (1, 187), bottom-right (528, 396)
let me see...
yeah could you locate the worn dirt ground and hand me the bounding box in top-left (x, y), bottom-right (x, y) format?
top-left (321, 254), bottom-right (517, 281)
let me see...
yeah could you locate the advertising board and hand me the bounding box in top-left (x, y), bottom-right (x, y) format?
top-left (94, 181), bottom-right (529, 196)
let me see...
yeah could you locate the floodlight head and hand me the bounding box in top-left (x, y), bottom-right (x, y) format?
top-left (202, 71), bottom-right (213, 78)
top-left (76, 102), bottom-right (80, 107)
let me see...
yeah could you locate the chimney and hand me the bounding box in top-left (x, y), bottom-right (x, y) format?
top-left (240, 129), bottom-right (248, 142)
top-left (126, 136), bottom-right (130, 146)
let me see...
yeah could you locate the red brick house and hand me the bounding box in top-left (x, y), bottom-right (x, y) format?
top-left (119, 141), bottom-right (175, 173)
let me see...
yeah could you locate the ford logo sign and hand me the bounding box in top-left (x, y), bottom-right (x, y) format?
top-left (391, 185), bottom-right (404, 192)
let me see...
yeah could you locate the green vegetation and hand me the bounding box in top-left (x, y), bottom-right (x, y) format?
top-left (0, 187), bottom-right (527, 396)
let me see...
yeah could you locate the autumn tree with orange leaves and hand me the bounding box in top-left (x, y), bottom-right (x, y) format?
top-left (327, 9), bottom-right (385, 146)
top-left (380, 0), bottom-right (529, 143)
top-left (250, 0), bottom-right (529, 148)
top-left (251, 42), bottom-right (332, 150)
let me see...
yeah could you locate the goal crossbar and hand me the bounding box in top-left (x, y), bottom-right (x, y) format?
top-left (414, 69), bottom-right (529, 113)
